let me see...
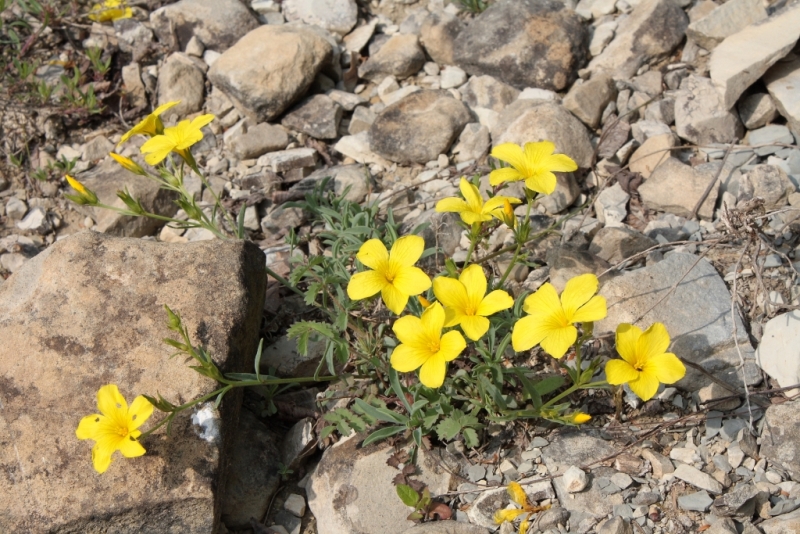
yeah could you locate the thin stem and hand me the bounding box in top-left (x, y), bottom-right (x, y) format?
top-left (463, 222), bottom-right (481, 264)
top-left (265, 265), bottom-right (304, 297)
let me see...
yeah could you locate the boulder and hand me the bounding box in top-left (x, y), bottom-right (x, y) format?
top-left (0, 231), bottom-right (266, 532)
top-left (282, 0), bottom-right (358, 36)
top-left (150, 0), bottom-right (259, 52)
top-left (638, 157), bottom-right (720, 219)
top-left (460, 75), bottom-right (520, 113)
top-left (419, 11), bottom-right (465, 66)
top-left (157, 53), bottom-right (205, 118)
top-left (686, 0), bottom-right (767, 51)
top-left (675, 75), bottom-right (743, 145)
top-left (765, 54), bottom-right (800, 139)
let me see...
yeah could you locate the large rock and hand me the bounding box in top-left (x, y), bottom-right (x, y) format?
top-left (765, 54), bottom-right (800, 139)
top-left (589, 226), bottom-right (658, 264)
top-left (281, 94), bottom-right (343, 140)
top-left (675, 75), bottom-right (743, 145)
top-left (755, 311), bottom-right (800, 398)
top-left (307, 433), bottom-right (452, 534)
top-left (562, 74), bottom-right (617, 128)
top-left (596, 252), bottom-right (754, 390)
top-left (709, 2), bottom-right (800, 110)
top-left (0, 231), bottom-right (266, 532)
top-left (419, 10), bottom-right (465, 66)
top-left (150, 0), bottom-right (259, 52)
top-left (157, 53), bottom-right (205, 118)
top-left (491, 100), bottom-right (594, 168)
top-left (358, 34), bottom-right (426, 82)
top-left (588, 0), bottom-right (688, 79)
top-left (738, 164), bottom-right (795, 211)
top-left (638, 158), bottom-right (720, 220)
top-left (760, 506), bottom-right (800, 534)
top-left (282, 0), bottom-right (358, 36)
top-left (208, 25), bottom-right (333, 122)
top-left (760, 400), bottom-right (800, 480)
top-left (453, 0), bottom-right (588, 91)
top-left (686, 0), bottom-right (767, 51)
top-left (460, 75), bottom-right (520, 113)
top-left (368, 90), bottom-right (471, 164)
top-left (629, 133), bottom-right (676, 179)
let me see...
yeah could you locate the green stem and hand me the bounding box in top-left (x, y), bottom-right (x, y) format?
top-left (463, 223), bottom-right (481, 265)
top-left (540, 380), bottom-right (608, 411)
top-left (265, 265), bottom-right (304, 297)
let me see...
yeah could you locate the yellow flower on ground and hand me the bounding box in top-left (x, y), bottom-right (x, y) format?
top-left (110, 152), bottom-right (145, 175)
top-left (435, 177), bottom-right (521, 225)
top-left (140, 114), bottom-right (215, 166)
top-left (511, 273), bottom-right (607, 358)
top-left (118, 100), bottom-right (181, 145)
top-left (390, 302), bottom-right (466, 388)
top-left (605, 323), bottom-right (686, 401)
top-left (76, 384), bottom-right (154, 474)
top-left (88, 0), bottom-right (132, 22)
top-left (493, 481), bottom-right (549, 532)
top-left (433, 264), bottom-right (514, 340)
top-left (569, 412), bottom-right (592, 424)
top-left (489, 141), bottom-right (578, 195)
top-left (347, 236), bottom-right (432, 314)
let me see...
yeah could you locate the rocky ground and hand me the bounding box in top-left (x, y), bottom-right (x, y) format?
top-left (2, 0), bottom-right (800, 532)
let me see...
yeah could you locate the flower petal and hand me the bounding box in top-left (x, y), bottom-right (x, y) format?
top-left (522, 283), bottom-right (563, 319)
top-left (570, 295), bottom-right (607, 323)
top-left (637, 323), bottom-right (672, 360)
top-left (382, 283), bottom-right (410, 314)
top-left (491, 143), bottom-right (527, 171)
top-left (539, 324), bottom-right (577, 359)
top-left (392, 266), bottom-right (432, 296)
top-left (489, 167), bottom-right (524, 186)
top-left (643, 353), bottom-right (685, 384)
top-left (97, 384), bottom-right (127, 417)
top-left (356, 239), bottom-right (389, 270)
top-left (511, 315), bottom-right (549, 352)
top-left (520, 519), bottom-right (531, 534)
top-left (347, 270), bottom-right (387, 300)
top-left (459, 264), bottom-right (487, 310)
top-left (524, 172), bottom-right (557, 196)
top-left (435, 197), bottom-right (469, 213)
top-left (460, 211), bottom-right (490, 225)
top-left (523, 141), bottom-right (556, 164)
top-left (494, 509), bottom-right (526, 524)
top-left (391, 344), bottom-right (430, 373)
top-left (543, 153), bottom-right (579, 173)
top-left (419, 353), bottom-right (447, 388)
top-left (438, 330), bottom-right (466, 360)
top-left (615, 323), bottom-right (643, 367)
top-left (118, 435), bottom-right (147, 458)
top-left (459, 177), bottom-right (483, 213)
top-left (627, 371), bottom-right (661, 401)
top-left (433, 276), bottom-right (470, 312)
top-left (605, 359), bottom-right (640, 385)
top-left (76, 414), bottom-right (104, 440)
top-left (444, 306), bottom-right (466, 327)
top-left (477, 290), bottom-right (514, 317)
top-left (189, 113), bottom-right (215, 131)
top-left (389, 235), bottom-right (425, 267)
top-left (128, 396), bottom-right (154, 430)
top-left (393, 315), bottom-right (427, 347)
top-left (91, 442), bottom-right (114, 474)
top-left (507, 482), bottom-right (530, 507)
top-left (140, 135), bottom-right (176, 166)
top-left (460, 315), bottom-right (490, 340)
top-left (421, 302), bottom-right (446, 338)
top-left (560, 274), bottom-right (598, 318)
top-left (153, 100), bottom-right (180, 116)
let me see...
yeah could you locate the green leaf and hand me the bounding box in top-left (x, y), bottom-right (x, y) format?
top-left (362, 425), bottom-right (406, 447)
top-left (435, 416), bottom-right (462, 441)
top-left (354, 398), bottom-right (407, 424)
top-left (396, 484), bottom-right (420, 507)
top-left (389, 368), bottom-right (412, 413)
top-left (407, 512), bottom-right (424, 521)
top-left (320, 425), bottom-right (337, 440)
top-left (253, 338), bottom-right (264, 381)
top-left (462, 428), bottom-right (480, 448)
top-left (534, 375), bottom-right (565, 397)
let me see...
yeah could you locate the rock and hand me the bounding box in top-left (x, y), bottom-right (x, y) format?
top-left (764, 54), bottom-right (800, 138)
top-left (358, 34), bottom-right (426, 82)
top-left (709, 3), bottom-right (800, 110)
top-left (327, 89), bottom-right (367, 111)
top-left (5, 197), bottom-right (27, 220)
top-left (762, 400), bottom-right (800, 480)
top-left (461, 75), bottom-right (520, 113)
top-left (16, 207), bottom-right (49, 234)
top-left (308, 433), bottom-right (452, 534)
top-left (598, 517), bottom-right (633, 534)
top-left (679, 490), bottom-right (713, 512)
top-left (563, 466), bottom-right (589, 492)
top-left (259, 334), bottom-right (324, 378)
top-left (281, 94), bottom-right (343, 140)
top-left (261, 205), bottom-right (308, 235)
top-left (686, 0), bottom-right (767, 51)
top-left (675, 75), bottom-right (743, 145)
top-left (208, 25), bottom-right (333, 122)
top-left (334, 132), bottom-right (393, 167)
top-left (491, 100), bottom-right (594, 168)
top-left (756, 311), bottom-right (800, 397)
top-left (82, 135), bottom-right (114, 162)
top-left (229, 123), bottom-right (290, 160)
top-left (537, 173), bottom-right (580, 214)
top-left (114, 18), bottom-right (154, 54)
top-left (597, 253), bottom-right (753, 391)
top-left (467, 479), bottom-right (555, 528)
top-left (674, 464), bottom-right (724, 494)
top-left (150, 0), bottom-right (259, 52)
top-left (594, 183), bottom-right (630, 227)
top-left (546, 245), bottom-right (613, 292)
top-left (453, 122), bottom-right (490, 163)
top-left (590, 20), bottom-right (617, 57)
top-left (453, 0), bottom-right (588, 91)
top-left (631, 120), bottom-right (672, 144)
top-left (282, 0), bottom-right (357, 35)
top-left (711, 483), bottom-right (763, 517)
top-left (441, 66), bottom-right (467, 90)
top-left (292, 164), bottom-right (372, 204)
top-left (588, 0), bottom-right (688, 79)
top-left (629, 133), bottom-right (676, 179)
top-left (0, 232), bottom-right (265, 532)
top-left (221, 408), bottom-right (282, 529)
top-left (589, 226), bottom-right (658, 264)
top-left (369, 90), bottom-right (471, 164)
top-left (761, 507), bottom-right (800, 533)
top-left (536, 507), bottom-right (570, 530)
top-left (381, 85), bottom-right (422, 107)
top-left (641, 449), bottom-right (674, 479)
top-left (157, 53), bottom-right (205, 118)
top-left (401, 523), bottom-right (491, 534)
top-left (349, 106), bottom-right (377, 135)
top-left (122, 63), bottom-right (147, 108)
top-left (563, 74), bottom-right (617, 129)
top-left (419, 11), bottom-right (465, 66)
top-left (739, 164), bottom-right (795, 211)
top-left (638, 158), bottom-right (720, 220)
top-left (284, 493), bottom-right (306, 518)
top-left (402, 210), bottom-right (463, 267)
top-left (748, 124), bottom-right (795, 156)
top-left (738, 93), bottom-right (778, 130)
top-left (257, 148), bottom-right (318, 173)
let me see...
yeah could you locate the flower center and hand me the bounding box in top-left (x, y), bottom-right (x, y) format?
top-left (465, 305), bottom-right (476, 316)
top-left (427, 340), bottom-right (440, 354)
top-left (115, 424), bottom-right (130, 438)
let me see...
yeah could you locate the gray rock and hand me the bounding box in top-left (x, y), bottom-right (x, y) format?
top-left (15, 207), bottom-right (49, 234)
top-left (453, 122), bottom-right (490, 163)
top-left (756, 311), bottom-right (800, 397)
top-left (748, 124), bottom-right (795, 156)
top-left (705, 518), bottom-right (738, 534)
top-left (292, 164), bottom-right (372, 204)
top-left (632, 70), bottom-right (664, 96)
top-left (589, 226), bottom-right (658, 264)
top-left (280, 417), bottom-right (315, 470)
top-left (537, 173), bottom-right (580, 214)
top-left (594, 183), bottom-right (630, 226)
top-left (765, 54), bottom-right (800, 139)
top-left (739, 164), bottom-right (795, 210)
top-left (208, 25), bottom-right (333, 122)
top-left (257, 148), bottom-right (318, 173)
top-left (546, 245), bottom-right (613, 293)
top-left (326, 89), bottom-right (367, 111)
top-left (641, 449), bottom-right (674, 479)
top-left (590, 20), bottom-right (617, 57)
top-left (282, 0), bottom-right (357, 35)
top-left (281, 94), bottom-right (343, 140)
top-left (761, 508), bottom-right (800, 534)
top-left (467, 464), bottom-right (486, 482)
top-left (596, 253), bottom-right (753, 391)
top-left (709, 2), bottom-right (800, 110)
top-left (710, 483), bottom-right (763, 517)
top-left (467, 479), bottom-right (555, 528)
top-left (638, 157), bottom-right (720, 220)
top-left (644, 98), bottom-right (675, 125)
top-left (402, 210), bottom-right (462, 268)
top-left (631, 120), bottom-right (672, 144)
top-left (229, 123), bottom-right (290, 160)
top-left (349, 105), bottom-right (377, 135)
top-left (369, 90), bottom-right (471, 164)
top-left (675, 75), bottom-right (743, 145)
top-left (491, 100), bottom-right (594, 168)
top-left (563, 465), bottom-right (589, 492)
top-left (678, 490), bottom-right (714, 511)
top-left (563, 74), bottom-right (617, 128)
top-left (629, 133), bottom-right (676, 179)
top-left (738, 93), bottom-right (778, 130)
top-left (5, 197), bottom-right (27, 220)
top-left (461, 75), bottom-right (520, 113)
top-left (261, 206), bottom-right (309, 236)
top-left (358, 34), bottom-right (426, 82)
top-left (114, 18), bottom-right (154, 54)
top-left (588, 0), bottom-right (687, 79)
top-left (401, 523), bottom-right (491, 534)
top-left (535, 508), bottom-right (570, 530)
top-left (686, 0), bottom-right (767, 51)
top-left (453, 0), bottom-right (588, 91)
top-left (157, 53), bottom-right (205, 118)
top-left (284, 493), bottom-right (306, 518)
top-left (761, 400), bottom-right (800, 480)
top-left (343, 19), bottom-right (377, 53)
top-left (419, 10), bottom-right (465, 67)
top-left (150, 0), bottom-right (259, 52)
top-left (673, 463), bottom-right (724, 494)
top-left (598, 516), bottom-right (633, 534)
top-left (441, 66), bottom-right (467, 90)
top-left (82, 136), bottom-right (114, 162)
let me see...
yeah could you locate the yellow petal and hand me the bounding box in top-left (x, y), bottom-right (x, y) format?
top-left (421, 302), bottom-right (446, 338)
top-left (357, 238), bottom-right (389, 270)
top-left (189, 113), bottom-right (215, 132)
top-left (571, 412), bottom-right (592, 424)
top-left (560, 274), bottom-right (598, 318)
top-left (605, 359), bottom-right (640, 385)
top-left (391, 344), bottom-right (431, 373)
top-left (76, 413), bottom-right (104, 440)
top-left (459, 264), bottom-right (487, 310)
top-left (482, 195), bottom-right (518, 214)
top-left (66, 174), bottom-right (87, 195)
top-left (347, 270), bottom-right (387, 300)
top-left (433, 276), bottom-right (470, 312)
top-left (507, 482), bottom-right (530, 507)
top-left (166, 120), bottom-right (204, 150)
top-left (524, 171), bottom-right (557, 196)
top-left (459, 177), bottom-right (483, 213)
top-left (494, 508), bottom-right (526, 524)
top-left (460, 315), bottom-right (490, 341)
top-left (119, 435), bottom-right (147, 458)
top-left (419, 353), bottom-right (447, 388)
top-left (392, 315), bottom-right (427, 347)
top-left (389, 235), bottom-right (425, 267)
top-left (128, 396), bottom-right (154, 430)
top-left (615, 323), bottom-right (644, 367)
top-left (460, 211), bottom-right (491, 225)
top-left (491, 143), bottom-right (527, 171)
top-left (438, 330), bottom-right (466, 361)
top-left (637, 323), bottom-right (672, 360)
top-left (522, 283), bottom-right (565, 321)
top-left (477, 290), bottom-right (514, 317)
top-left (627, 370), bottom-right (660, 401)
top-left (523, 140), bottom-right (555, 163)
top-left (97, 384), bottom-right (127, 417)
top-left (642, 353), bottom-right (685, 384)
top-left (511, 315), bottom-right (549, 352)
top-left (570, 295), bottom-right (607, 323)
top-left (392, 266), bottom-right (432, 296)
top-left (539, 324), bottom-right (577, 359)
top-left (436, 197), bottom-right (469, 213)
top-left (489, 167), bottom-right (524, 186)
top-left (153, 100), bottom-right (181, 116)
top-left (382, 284), bottom-right (410, 314)
top-left (140, 135), bottom-right (176, 166)
top-left (520, 519), bottom-right (531, 534)
top-left (91, 442), bottom-right (114, 474)
top-left (443, 306), bottom-right (464, 328)
top-left (543, 153), bottom-right (579, 173)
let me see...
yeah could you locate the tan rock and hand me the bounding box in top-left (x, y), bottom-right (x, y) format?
top-left (0, 231), bottom-right (266, 532)
top-left (629, 133), bottom-right (676, 178)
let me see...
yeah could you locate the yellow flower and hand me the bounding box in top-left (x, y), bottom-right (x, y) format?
top-left (88, 0), bottom-right (132, 22)
top-left (118, 100), bottom-right (181, 145)
top-left (433, 264), bottom-right (514, 341)
top-left (110, 152), bottom-right (145, 175)
top-left (65, 174), bottom-right (98, 205)
top-left (76, 384), bottom-right (154, 474)
top-left (569, 412), bottom-right (592, 424)
top-left (498, 198), bottom-right (516, 229)
top-left (605, 323), bottom-right (686, 401)
top-left (512, 273), bottom-right (607, 358)
top-left (436, 177), bottom-right (521, 225)
top-left (140, 114), bottom-right (215, 166)
top-left (489, 141), bottom-right (578, 195)
top-left (390, 302), bottom-right (466, 388)
top-left (493, 482), bottom-right (549, 529)
top-left (347, 236), bottom-right (432, 314)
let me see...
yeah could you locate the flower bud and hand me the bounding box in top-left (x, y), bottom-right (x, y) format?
top-left (65, 174), bottom-right (98, 205)
top-left (110, 152), bottom-right (146, 175)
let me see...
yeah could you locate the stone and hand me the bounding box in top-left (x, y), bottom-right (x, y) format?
top-left (257, 148), bottom-right (318, 173)
top-left (674, 464), bottom-right (724, 494)
top-left (114, 18), bottom-right (154, 54)
top-left (765, 54), bottom-right (800, 139)
top-left (284, 493), bottom-right (306, 518)
top-left (453, 123), bottom-right (491, 163)
top-left (16, 207), bottom-right (49, 234)
top-left (710, 483), bottom-right (762, 517)
top-left (563, 466), bottom-right (589, 492)
top-left (670, 447), bottom-right (701, 465)
top-left (327, 89), bottom-right (367, 111)
top-left (334, 133), bottom-right (393, 167)
top-left (598, 517), bottom-right (633, 534)
top-left (756, 311), bottom-right (800, 397)
top-left (401, 523), bottom-right (491, 534)
top-left (546, 245), bottom-right (613, 293)
top-left (453, 0), bottom-right (588, 91)
top-left (281, 94), bottom-right (343, 140)
top-left (358, 34), bottom-right (426, 82)
top-left (563, 74), bottom-right (617, 128)
top-left (638, 157), bottom-right (720, 220)
top-left (686, 0), bottom-right (767, 51)
top-left (537, 173), bottom-right (580, 214)
top-left (419, 11), bottom-right (465, 66)
top-left (369, 90), bottom-right (471, 164)
top-left (381, 85), bottom-right (422, 107)
top-left (82, 135), bottom-right (114, 162)
top-left (596, 253), bottom-right (753, 390)
top-left (706, 518), bottom-right (739, 534)
top-left (5, 198), bottom-right (27, 221)
top-left (588, 0), bottom-right (688, 79)
top-left (589, 226), bottom-right (658, 264)
top-left (280, 417), bottom-right (315, 470)
top-left (709, 3), bottom-right (800, 110)
top-left (150, 0), bottom-right (259, 52)
top-left (208, 25), bottom-right (333, 122)
top-left (291, 164), bottom-right (372, 204)
top-left (460, 75), bottom-right (520, 113)
top-left (761, 508), bottom-right (800, 534)
top-left (282, 0), bottom-right (357, 35)
top-left (0, 232), bottom-right (265, 532)
top-left (679, 490), bottom-right (713, 511)
top-left (492, 100), bottom-right (594, 168)
top-left (594, 183), bottom-right (630, 227)
top-left (157, 53), bottom-right (205, 118)
top-left (260, 334), bottom-right (324, 378)
top-left (739, 165), bottom-right (795, 211)
top-left (402, 210), bottom-right (463, 268)
top-left (229, 123), bottom-right (290, 160)
top-left (591, 20), bottom-right (617, 57)
top-left (343, 19), bottom-right (376, 54)
top-left (629, 133), bottom-right (676, 179)
top-left (738, 93), bottom-right (778, 130)
top-left (307, 434), bottom-right (452, 534)
top-left (261, 206), bottom-right (308, 236)
top-left (441, 66), bottom-right (468, 90)
top-left (645, 98), bottom-right (675, 125)
top-left (748, 124), bottom-right (795, 156)
top-left (467, 479), bottom-right (555, 528)
top-left (761, 400), bottom-right (800, 481)
top-left (349, 106), bottom-right (377, 135)
top-left (121, 63), bottom-right (147, 108)
top-left (675, 75), bottom-right (743, 145)
top-left (631, 120), bottom-right (672, 144)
